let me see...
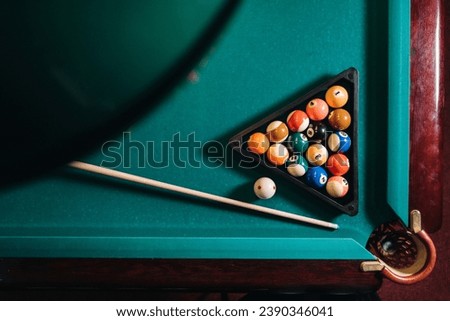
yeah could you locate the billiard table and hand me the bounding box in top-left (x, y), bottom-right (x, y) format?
top-left (0, 0), bottom-right (444, 296)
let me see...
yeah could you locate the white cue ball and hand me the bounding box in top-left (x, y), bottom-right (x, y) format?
top-left (253, 177), bottom-right (276, 199)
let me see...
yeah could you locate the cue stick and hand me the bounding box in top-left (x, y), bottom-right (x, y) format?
top-left (68, 161), bottom-right (339, 230)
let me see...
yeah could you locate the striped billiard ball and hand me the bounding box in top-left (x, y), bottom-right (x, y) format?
top-left (266, 143), bottom-right (289, 166)
top-left (326, 154), bottom-right (350, 176)
top-left (328, 131), bottom-right (351, 153)
top-left (266, 121), bottom-right (289, 143)
top-left (286, 110), bottom-right (309, 132)
top-left (326, 176), bottom-right (349, 198)
top-left (286, 155), bottom-right (308, 177)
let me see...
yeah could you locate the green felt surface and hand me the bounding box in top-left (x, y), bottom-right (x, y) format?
top-left (0, 0), bottom-right (227, 135)
top-left (0, 0), bottom-right (229, 177)
top-left (0, 0), bottom-right (409, 259)
top-left (387, 0), bottom-right (410, 217)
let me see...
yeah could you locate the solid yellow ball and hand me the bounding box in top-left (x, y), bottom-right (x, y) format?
top-left (325, 85), bottom-right (348, 108)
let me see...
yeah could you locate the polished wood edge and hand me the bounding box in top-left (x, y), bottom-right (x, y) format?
top-left (0, 258), bottom-right (381, 293)
top-left (0, 1), bottom-right (442, 294)
top-left (409, 0), bottom-right (444, 232)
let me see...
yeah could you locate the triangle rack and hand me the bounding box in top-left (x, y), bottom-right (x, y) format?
top-left (229, 68), bottom-right (359, 215)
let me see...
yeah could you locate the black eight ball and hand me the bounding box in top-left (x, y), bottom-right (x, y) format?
top-left (306, 122), bottom-right (327, 142)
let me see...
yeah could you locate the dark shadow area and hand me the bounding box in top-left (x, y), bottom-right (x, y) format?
top-left (363, 0), bottom-right (398, 228)
top-left (0, 288), bottom-right (379, 301)
top-left (241, 290), bottom-right (379, 301)
top-left (0, 0), bottom-right (241, 188)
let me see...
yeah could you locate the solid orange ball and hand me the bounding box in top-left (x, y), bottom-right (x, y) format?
top-left (328, 109), bottom-right (351, 130)
top-left (247, 132), bottom-right (270, 155)
top-left (306, 98), bottom-right (329, 121)
top-left (326, 85), bottom-right (348, 108)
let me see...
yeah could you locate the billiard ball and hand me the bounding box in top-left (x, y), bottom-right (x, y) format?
top-left (266, 121), bottom-right (289, 143)
top-left (325, 85), bottom-right (348, 108)
top-left (326, 176), bottom-right (349, 198)
top-left (328, 109), bottom-right (351, 130)
top-left (306, 143), bottom-right (328, 166)
top-left (326, 153), bottom-right (350, 176)
top-left (287, 132), bottom-right (309, 153)
top-left (286, 110), bottom-right (309, 132)
top-left (247, 132), bottom-right (270, 154)
top-left (306, 98), bottom-right (329, 121)
top-left (254, 177), bottom-right (276, 199)
top-left (306, 122), bottom-right (327, 142)
top-left (328, 131), bottom-right (351, 153)
top-left (286, 154), bottom-right (308, 177)
top-left (305, 166), bottom-right (328, 189)
top-left (266, 143), bottom-right (289, 166)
